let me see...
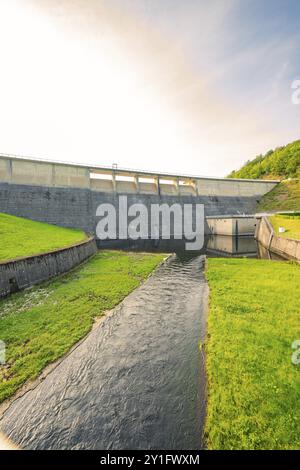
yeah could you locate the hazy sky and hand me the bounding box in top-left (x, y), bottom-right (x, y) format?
top-left (0, 0), bottom-right (299, 176)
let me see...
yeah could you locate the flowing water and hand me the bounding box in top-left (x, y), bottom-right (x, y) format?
top-left (0, 235), bottom-right (278, 450)
top-left (0, 253), bottom-right (208, 450)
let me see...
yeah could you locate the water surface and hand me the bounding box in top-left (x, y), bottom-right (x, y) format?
top-left (1, 235), bottom-right (280, 449)
top-left (1, 254), bottom-right (208, 450)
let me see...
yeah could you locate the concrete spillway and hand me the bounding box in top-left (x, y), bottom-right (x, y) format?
top-left (0, 154), bottom-right (278, 236)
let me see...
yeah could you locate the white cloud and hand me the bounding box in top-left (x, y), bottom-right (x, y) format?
top-left (0, 0), bottom-right (299, 177)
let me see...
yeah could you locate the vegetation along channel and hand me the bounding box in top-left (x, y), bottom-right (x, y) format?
top-left (0, 140), bottom-right (300, 450)
top-left (0, 250), bottom-right (208, 450)
top-left (1, 228), bottom-right (299, 449)
top-left (4, 0), bottom-right (300, 454)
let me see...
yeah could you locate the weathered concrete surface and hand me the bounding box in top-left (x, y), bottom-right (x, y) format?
top-left (255, 216), bottom-right (300, 261)
top-left (0, 183), bottom-right (93, 233)
top-left (0, 154), bottom-right (278, 242)
top-left (0, 156), bottom-right (90, 189)
top-left (0, 154), bottom-right (278, 197)
top-left (0, 182), bottom-right (266, 234)
top-left (0, 237), bottom-right (97, 298)
top-left (0, 254), bottom-right (208, 450)
top-left (206, 216), bottom-right (257, 236)
top-left (206, 235), bottom-right (257, 256)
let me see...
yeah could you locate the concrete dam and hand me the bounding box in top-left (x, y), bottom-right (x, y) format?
top-left (0, 154), bottom-right (278, 240)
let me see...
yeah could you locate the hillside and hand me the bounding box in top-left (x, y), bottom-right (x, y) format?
top-left (228, 140), bottom-right (300, 211)
top-left (0, 213), bottom-right (86, 262)
top-left (228, 140), bottom-right (300, 180)
top-left (256, 179), bottom-right (300, 212)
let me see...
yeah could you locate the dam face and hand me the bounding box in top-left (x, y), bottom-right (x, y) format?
top-left (0, 155), bottom-right (278, 236)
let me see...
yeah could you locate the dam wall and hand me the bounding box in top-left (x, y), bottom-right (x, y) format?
top-left (0, 155), bottom-right (278, 235)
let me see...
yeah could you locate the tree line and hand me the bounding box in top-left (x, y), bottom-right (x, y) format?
top-left (228, 140), bottom-right (300, 180)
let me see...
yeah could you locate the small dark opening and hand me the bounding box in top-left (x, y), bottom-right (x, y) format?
top-left (9, 277), bottom-right (19, 294)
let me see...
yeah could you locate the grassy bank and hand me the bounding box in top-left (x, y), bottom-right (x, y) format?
top-left (205, 258), bottom-right (300, 450)
top-left (0, 213), bottom-right (86, 262)
top-left (269, 214), bottom-right (300, 240)
top-left (257, 179), bottom-right (300, 212)
top-left (0, 251), bottom-right (165, 403)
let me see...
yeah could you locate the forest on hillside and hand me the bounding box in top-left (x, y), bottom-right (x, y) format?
top-left (228, 140), bottom-right (300, 180)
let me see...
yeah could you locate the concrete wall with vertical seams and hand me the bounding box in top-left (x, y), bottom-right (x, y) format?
top-left (0, 236), bottom-right (97, 298)
top-left (255, 216), bottom-right (300, 261)
top-left (0, 154), bottom-right (279, 235)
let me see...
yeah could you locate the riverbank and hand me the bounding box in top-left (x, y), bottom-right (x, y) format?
top-left (255, 216), bottom-right (300, 261)
top-left (269, 213), bottom-right (300, 240)
top-left (205, 258), bottom-right (300, 450)
top-left (1, 253), bottom-right (206, 450)
top-left (257, 179), bottom-right (300, 212)
top-left (0, 251), bottom-right (165, 403)
top-left (0, 213), bottom-right (86, 262)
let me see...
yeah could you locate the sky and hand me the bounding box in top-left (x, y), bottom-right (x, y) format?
top-left (0, 0), bottom-right (299, 177)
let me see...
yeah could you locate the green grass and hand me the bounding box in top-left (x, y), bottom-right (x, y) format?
top-left (228, 139), bottom-right (300, 180)
top-left (257, 179), bottom-right (300, 212)
top-left (0, 251), bottom-right (165, 403)
top-left (205, 258), bottom-right (300, 450)
top-left (278, 212), bottom-right (300, 218)
top-left (269, 214), bottom-right (300, 240)
top-left (0, 213), bottom-right (87, 262)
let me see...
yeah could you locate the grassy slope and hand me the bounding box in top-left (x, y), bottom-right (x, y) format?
top-left (227, 139), bottom-right (300, 212)
top-left (0, 213), bottom-right (86, 262)
top-left (0, 251), bottom-right (165, 403)
top-left (269, 214), bottom-right (300, 240)
top-left (205, 258), bottom-right (300, 450)
top-left (257, 179), bottom-right (300, 212)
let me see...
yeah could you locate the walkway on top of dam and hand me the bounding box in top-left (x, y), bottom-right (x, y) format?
top-left (0, 254), bottom-right (208, 450)
top-left (0, 153), bottom-right (278, 234)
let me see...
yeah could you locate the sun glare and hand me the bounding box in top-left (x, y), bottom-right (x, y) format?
top-left (0, 0), bottom-right (190, 170)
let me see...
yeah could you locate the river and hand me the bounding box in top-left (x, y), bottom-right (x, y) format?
top-left (0, 253), bottom-right (208, 450)
top-left (0, 235), bottom-right (278, 449)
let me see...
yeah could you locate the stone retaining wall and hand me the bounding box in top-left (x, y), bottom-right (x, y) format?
top-left (0, 237), bottom-right (97, 298)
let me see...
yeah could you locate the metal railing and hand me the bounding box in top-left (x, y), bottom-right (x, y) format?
top-left (0, 152), bottom-right (280, 183)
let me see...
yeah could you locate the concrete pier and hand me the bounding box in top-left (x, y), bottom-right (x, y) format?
top-left (206, 215), bottom-right (258, 236)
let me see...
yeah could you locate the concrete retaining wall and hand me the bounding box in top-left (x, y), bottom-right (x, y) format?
top-left (206, 234), bottom-right (257, 256)
top-left (255, 216), bottom-right (300, 261)
top-left (0, 237), bottom-right (97, 298)
top-left (207, 216), bottom-right (257, 236)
